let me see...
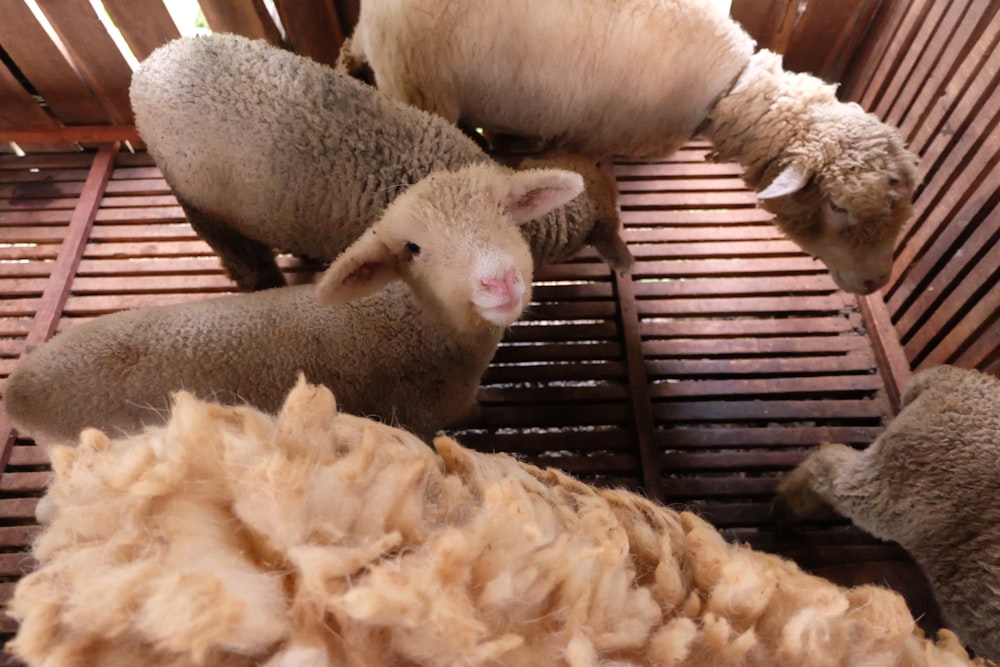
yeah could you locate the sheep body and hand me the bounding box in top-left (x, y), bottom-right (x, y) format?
top-left (6, 379), bottom-right (980, 666)
top-left (347, 0), bottom-right (919, 294)
top-left (3, 163), bottom-right (584, 444)
top-left (774, 365), bottom-right (1000, 660)
top-left (130, 34), bottom-right (632, 290)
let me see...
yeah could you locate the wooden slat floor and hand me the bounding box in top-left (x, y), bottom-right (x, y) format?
top-left (0, 142), bottom-right (943, 658)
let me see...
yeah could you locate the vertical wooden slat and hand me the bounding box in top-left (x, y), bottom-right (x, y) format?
top-left (887, 75), bottom-right (1000, 313)
top-left (840, 0), bottom-right (912, 102)
top-left (197, 0), bottom-right (283, 46)
top-left (273, 0), bottom-right (344, 66)
top-left (857, 294), bottom-right (911, 413)
top-left (32, 0), bottom-right (135, 125)
top-left (23, 144), bottom-right (119, 348)
top-left (782, 0), bottom-right (869, 80)
top-left (856, 1), bottom-right (934, 112)
top-left (0, 64), bottom-right (57, 131)
top-left (101, 0), bottom-right (182, 61)
top-left (0, 1), bottom-right (110, 125)
top-left (730, 0), bottom-right (799, 53)
top-left (613, 268), bottom-right (663, 502)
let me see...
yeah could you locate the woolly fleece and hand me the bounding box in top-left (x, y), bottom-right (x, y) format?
top-left (7, 379), bottom-right (982, 667)
top-left (775, 365), bottom-right (1000, 661)
top-left (131, 34), bottom-right (632, 290)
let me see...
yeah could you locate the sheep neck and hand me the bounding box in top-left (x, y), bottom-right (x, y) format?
top-left (703, 49), bottom-right (840, 192)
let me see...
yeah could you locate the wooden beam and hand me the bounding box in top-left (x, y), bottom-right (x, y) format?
top-left (33, 0), bottom-right (136, 125)
top-left (0, 126), bottom-right (140, 144)
top-left (24, 143), bottom-right (119, 348)
top-left (199, 0), bottom-right (283, 46)
top-left (0, 1), bottom-right (111, 125)
top-left (604, 161), bottom-right (663, 501)
top-left (101, 0), bottom-right (182, 62)
top-left (0, 125), bottom-right (140, 145)
top-left (273, 0), bottom-right (344, 66)
top-left (857, 292), bottom-right (911, 413)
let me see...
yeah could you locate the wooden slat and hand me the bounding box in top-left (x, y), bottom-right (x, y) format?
top-left (33, 0), bottom-right (135, 125)
top-left (613, 251), bottom-right (662, 500)
top-left (857, 294), bottom-right (911, 413)
top-left (841, 0), bottom-right (915, 102)
top-left (887, 0), bottom-right (995, 140)
top-left (886, 67), bottom-right (1000, 308)
top-left (0, 125), bottom-right (140, 146)
top-left (906, 7), bottom-right (1000, 157)
top-left (100, 0), bottom-right (181, 61)
top-left (273, 0), bottom-right (344, 67)
top-left (0, 62), bottom-right (58, 131)
top-left (890, 136), bottom-right (1000, 335)
top-left (0, 1), bottom-right (110, 124)
top-left (198, 0), bottom-right (283, 45)
top-left (729, 0), bottom-right (798, 53)
top-left (23, 144), bottom-right (118, 348)
top-left (782, 0), bottom-right (870, 80)
top-left (855, 1), bottom-right (935, 113)
top-left (868, 0), bottom-right (954, 121)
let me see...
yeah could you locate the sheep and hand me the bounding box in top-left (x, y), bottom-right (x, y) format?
top-left (344, 0), bottom-right (920, 294)
top-left (773, 365), bottom-right (1000, 661)
top-left (6, 378), bottom-right (982, 667)
top-left (129, 33), bottom-right (633, 292)
top-left (2, 162), bottom-right (584, 446)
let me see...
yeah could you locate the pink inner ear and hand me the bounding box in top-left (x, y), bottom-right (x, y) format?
top-left (517, 191), bottom-right (541, 209)
top-left (349, 262), bottom-right (379, 284)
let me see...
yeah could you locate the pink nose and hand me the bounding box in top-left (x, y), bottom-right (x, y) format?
top-left (480, 268), bottom-right (520, 300)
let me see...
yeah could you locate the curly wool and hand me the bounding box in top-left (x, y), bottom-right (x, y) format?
top-left (7, 379), bottom-right (981, 667)
top-left (705, 49), bottom-right (918, 247)
top-left (775, 366), bottom-right (1000, 661)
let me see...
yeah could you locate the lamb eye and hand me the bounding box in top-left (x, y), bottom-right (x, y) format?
top-left (405, 241), bottom-right (421, 255)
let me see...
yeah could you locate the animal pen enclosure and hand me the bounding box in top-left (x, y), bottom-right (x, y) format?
top-left (0, 0), bottom-right (998, 660)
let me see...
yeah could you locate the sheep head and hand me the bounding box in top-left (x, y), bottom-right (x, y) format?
top-left (316, 164), bottom-right (584, 331)
top-left (755, 103), bottom-right (919, 295)
top-left (706, 50), bottom-right (920, 295)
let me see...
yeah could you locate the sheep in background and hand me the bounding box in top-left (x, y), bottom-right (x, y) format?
top-left (7, 378), bottom-right (983, 667)
top-left (130, 33), bottom-right (633, 292)
top-left (3, 163), bottom-right (583, 445)
top-left (773, 365), bottom-right (1000, 661)
top-left (345, 0), bottom-right (919, 294)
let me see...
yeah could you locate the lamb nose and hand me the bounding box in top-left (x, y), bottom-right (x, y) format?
top-left (481, 269), bottom-right (519, 297)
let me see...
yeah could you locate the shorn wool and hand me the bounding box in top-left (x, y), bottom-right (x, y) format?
top-left (7, 379), bottom-right (981, 666)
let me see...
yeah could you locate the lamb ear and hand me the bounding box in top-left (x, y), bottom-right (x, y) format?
top-left (315, 230), bottom-right (401, 305)
top-left (504, 169), bottom-right (585, 224)
top-left (757, 161), bottom-right (812, 200)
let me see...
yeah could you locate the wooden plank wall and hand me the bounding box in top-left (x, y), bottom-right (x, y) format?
top-left (840, 0), bottom-right (1000, 375)
top-left (0, 0), bottom-right (358, 151)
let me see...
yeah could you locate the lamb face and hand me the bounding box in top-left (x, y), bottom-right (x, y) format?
top-left (316, 164), bottom-right (585, 332)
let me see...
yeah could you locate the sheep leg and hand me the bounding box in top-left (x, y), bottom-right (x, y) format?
top-left (179, 198), bottom-right (286, 291)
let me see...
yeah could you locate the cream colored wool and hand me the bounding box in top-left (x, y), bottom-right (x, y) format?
top-left (705, 50), bottom-right (919, 295)
top-left (7, 379), bottom-right (982, 667)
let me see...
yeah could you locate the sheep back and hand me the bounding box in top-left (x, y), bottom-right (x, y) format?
top-left (351, 0), bottom-right (754, 159)
top-left (131, 33), bottom-right (488, 289)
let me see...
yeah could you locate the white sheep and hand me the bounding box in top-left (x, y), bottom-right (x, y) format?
top-left (2, 163), bottom-right (584, 445)
top-left (129, 33), bottom-right (633, 292)
top-left (344, 0), bottom-right (920, 294)
top-left (6, 378), bottom-right (981, 666)
top-left (773, 365), bottom-right (1000, 661)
